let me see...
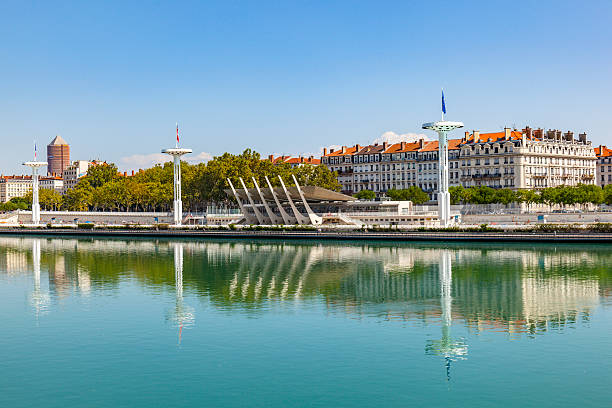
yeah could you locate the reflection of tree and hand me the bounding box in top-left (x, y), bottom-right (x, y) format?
top-left (1, 238), bottom-right (611, 336)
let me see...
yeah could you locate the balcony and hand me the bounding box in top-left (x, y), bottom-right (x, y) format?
top-left (472, 173), bottom-right (502, 179)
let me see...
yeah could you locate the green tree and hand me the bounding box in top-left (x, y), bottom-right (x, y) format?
top-left (83, 163), bottom-right (119, 188)
top-left (449, 186), bottom-right (465, 205)
top-left (494, 188), bottom-right (517, 206)
top-left (23, 189), bottom-right (63, 210)
top-left (386, 186), bottom-right (429, 204)
top-left (604, 185), bottom-right (612, 205)
top-left (354, 190), bottom-right (376, 200)
top-left (63, 180), bottom-right (94, 211)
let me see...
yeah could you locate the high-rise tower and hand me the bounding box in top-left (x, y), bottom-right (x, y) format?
top-left (47, 135), bottom-right (70, 176)
top-left (422, 92), bottom-right (463, 227)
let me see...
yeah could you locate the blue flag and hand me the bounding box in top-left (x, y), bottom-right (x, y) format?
top-left (442, 90), bottom-right (446, 115)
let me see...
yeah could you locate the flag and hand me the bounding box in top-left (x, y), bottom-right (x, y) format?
top-left (34, 142), bottom-right (37, 160)
top-left (176, 123), bottom-right (179, 145)
top-left (442, 90), bottom-right (446, 115)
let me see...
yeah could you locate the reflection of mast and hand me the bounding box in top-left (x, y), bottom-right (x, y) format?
top-left (425, 250), bottom-right (467, 381)
top-left (30, 239), bottom-right (49, 320)
top-left (170, 243), bottom-right (194, 343)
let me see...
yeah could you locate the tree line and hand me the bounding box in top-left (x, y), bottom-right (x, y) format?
top-left (352, 184), bottom-right (612, 208)
top-left (0, 149), bottom-right (341, 212)
top-left (449, 184), bottom-right (612, 208)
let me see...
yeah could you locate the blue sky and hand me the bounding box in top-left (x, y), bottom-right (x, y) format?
top-left (1, 0), bottom-right (611, 174)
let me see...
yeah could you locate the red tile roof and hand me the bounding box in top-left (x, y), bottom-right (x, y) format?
top-left (265, 155), bottom-right (321, 165)
top-left (595, 145), bottom-right (612, 157)
top-left (463, 130), bottom-right (524, 143)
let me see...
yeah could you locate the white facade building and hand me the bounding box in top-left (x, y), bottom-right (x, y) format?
top-left (0, 176), bottom-right (32, 203)
top-left (595, 145), bottom-right (612, 187)
top-left (62, 160), bottom-right (92, 193)
top-left (322, 126), bottom-right (597, 201)
top-left (460, 128), bottom-right (596, 190)
top-left (40, 176), bottom-right (64, 194)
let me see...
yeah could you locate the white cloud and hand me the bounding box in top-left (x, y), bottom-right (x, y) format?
top-left (120, 151), bottom-right (213, 170)
top-left (372, 131), bottom-right (429, 145)
top-left (186, 152), bottom-right (213, 164)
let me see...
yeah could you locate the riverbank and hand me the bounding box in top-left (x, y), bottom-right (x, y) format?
top-left (1, 227), bottom-right (612, 242)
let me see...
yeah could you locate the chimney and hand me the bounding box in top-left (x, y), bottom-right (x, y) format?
top-left (523, 126), bottom-right (532, 139)
top-left (323, 148), bottom-right (327, 156)
top-left (504, 127), bottom-right (511, 140)
top-left (356, 144), bottom-right (361, 151)
top-left (579, 132), bottom-right (587, 143)
top-left (473, 131), bottom-right (480, 143)
top-left (341, 146), bottom-right (347, 154)
top-left (401, 141), bottom-right (407, 150)
top-left (123, 171), bottom-right (127, 177)
top-left (268, 154), bottom-right (274, 162)
top-left (382, 142), bottom-right (388, 150)
top-left (464, 131), bottom-right (469, 141)
top-left (131, 170), bottom-right (134, 176)
top-left (419, 138), bottom-right (425, 149)
top-left (330, 148), bottom-right (334, 153)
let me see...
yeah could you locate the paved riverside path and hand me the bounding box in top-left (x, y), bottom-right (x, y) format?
top-left (1, 229), bottom-right (612, 242)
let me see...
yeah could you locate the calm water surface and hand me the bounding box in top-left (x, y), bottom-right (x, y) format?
top-left (1, 236), bottom-right (611, 407)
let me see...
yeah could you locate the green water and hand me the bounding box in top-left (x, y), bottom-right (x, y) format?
top-left (1, 237), bottom-right (611, 407)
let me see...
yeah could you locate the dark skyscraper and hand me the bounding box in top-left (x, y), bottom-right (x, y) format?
top-left (47, 135), bottom-right (70, 176)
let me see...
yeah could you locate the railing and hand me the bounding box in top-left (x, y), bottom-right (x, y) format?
top-left (472, 173), bottom-right (502, 179)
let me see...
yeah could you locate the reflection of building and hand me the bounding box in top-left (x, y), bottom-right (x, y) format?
top-left (0, 247), bottom-right (29, 274)
top-left (0, 237), bottom-right (609, 338)
top-left (521, 276), bottom-right (599, 329)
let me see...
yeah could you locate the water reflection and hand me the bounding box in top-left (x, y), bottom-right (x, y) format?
top-left (425, 250), bottom-right (467, 381)
top-left (29, 239), bottom-right (49, 320)
top-left (1, 237), bottom-right (610, 339)
top-left (168, 243), bottom-right (195, 343)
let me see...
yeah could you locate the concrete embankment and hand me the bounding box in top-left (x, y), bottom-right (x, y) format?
top-left (1, 228), bottom-right (611, 243)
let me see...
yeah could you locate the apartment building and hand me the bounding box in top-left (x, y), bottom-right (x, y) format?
top-left (460, 127), bottom-right (596, 190)
top-left (322, 139), bottom-right (460, 199)
top-left (0, 176), bottom-right (32, 203)
top-left (40, 176), bottom-right (64, 194)
top-left (62, 160), bottom-right (92, 193)
top-left (595, 145), bottom-right (612, 187)
top-left (321, 126), bottom-right (597, 200)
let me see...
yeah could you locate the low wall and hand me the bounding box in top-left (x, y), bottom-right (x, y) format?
top-left (463, 212), bottom-right (612, 225)
top-left (16, 211), bottom-right (174, 225)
